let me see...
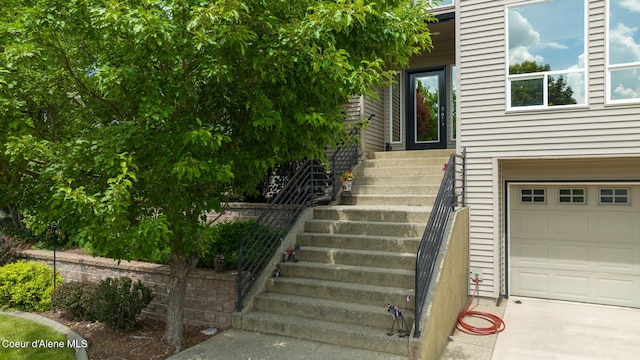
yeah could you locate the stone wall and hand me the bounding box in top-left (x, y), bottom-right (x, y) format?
top-left (25, 249), bottom-right (237, 329)
top-left (205, 202), bottom-right (269, 224)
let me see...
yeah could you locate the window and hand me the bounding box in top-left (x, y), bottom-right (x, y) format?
top-left (434, 0), bottom-right (454, 7)
top-left (599, 188), bottom-right (630, 204)
top-left (607, 0), bottom-right (640, 103)
top-left (521, 188), bottom-right (546, 203)
top-left (450, 65), bottom-right (457, 141)
top-left (558, 188), bottom-right (586, 204)
top-left (506, 0), bottom-right (587, 110)
top-left (389, 72), bottom-right (402, 144)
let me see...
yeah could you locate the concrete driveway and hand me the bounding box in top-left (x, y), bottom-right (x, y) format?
top-left (492, 296), bottom-right (640, 360)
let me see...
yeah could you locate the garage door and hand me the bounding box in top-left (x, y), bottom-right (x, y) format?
top-left (510, 184), bottom-right (640, 308)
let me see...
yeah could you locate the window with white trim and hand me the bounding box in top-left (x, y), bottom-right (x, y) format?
top-left (450, 65), bottom-right (457, 141)
top-left (599, 188), bottom-right (630, 204)
top-left (520, 188), bottom-right (546, 204)
top-left (506, 0), bottom-right (587, 109)
top-left (434, 0), bottom-right (453, 7)
top-left (607, 0), bottom-right (640, 103)
top-left (558, 188), bottom-right (586, 204)
top-left (389, 72), bottom-right (402, 144)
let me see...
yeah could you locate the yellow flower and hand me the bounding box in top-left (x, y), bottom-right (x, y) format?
top-left (339, 170), bottom-right (355, 182)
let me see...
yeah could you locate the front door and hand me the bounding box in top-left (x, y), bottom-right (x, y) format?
top-left (406, 69), bottom-right (447, 150)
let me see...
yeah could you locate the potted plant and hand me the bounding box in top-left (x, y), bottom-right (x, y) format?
top-left (339, 170), bottom-right (355, 192)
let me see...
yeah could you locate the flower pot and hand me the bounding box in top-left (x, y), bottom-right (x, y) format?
top-left (341, 181), bottom-right (353, 192)
top-left (213, 254), bottom-right (225, 272)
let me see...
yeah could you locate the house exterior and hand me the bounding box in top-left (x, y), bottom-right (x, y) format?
top-left (355, 0), bottom-right (640, 307)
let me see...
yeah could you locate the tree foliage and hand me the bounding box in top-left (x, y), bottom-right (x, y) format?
top-left (0, 0), bottom-right (435, 350)
top-left (509, 61), bottom-right (577, 106)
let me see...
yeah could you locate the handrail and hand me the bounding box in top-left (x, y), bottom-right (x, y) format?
top-left (413, 148), bottom-right (466, 338)
top-left (236, 128), bottom-right (360, 311)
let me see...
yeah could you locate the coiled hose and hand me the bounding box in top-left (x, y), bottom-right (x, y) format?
top-left (454, 278), bottom-right (505, 336)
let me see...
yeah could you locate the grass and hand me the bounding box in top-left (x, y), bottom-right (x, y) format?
top-left (0, 314), bottom-right (76, 360)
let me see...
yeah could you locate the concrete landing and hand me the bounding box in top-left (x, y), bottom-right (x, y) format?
top-left (167, 329), bottom-right (408, 360)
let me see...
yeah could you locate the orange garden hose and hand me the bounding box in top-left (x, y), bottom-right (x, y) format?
top-left (454, 278), bottom-right (505, 336)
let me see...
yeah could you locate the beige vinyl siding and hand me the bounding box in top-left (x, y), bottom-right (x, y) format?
top-left (326, 95), bottom-right (363, 161)
top-left (361, 89), bottom-right (386, 155)
top-left (458, 0), bottom-right (640, 298)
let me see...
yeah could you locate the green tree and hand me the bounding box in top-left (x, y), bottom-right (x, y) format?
top-left (0, 0), bottom-right (434, 351)
top-left (509, 61), bottom-right (577, 106)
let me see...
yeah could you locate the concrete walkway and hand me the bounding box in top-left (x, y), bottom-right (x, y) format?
top-left (167, 329), bottom-right (407, 360)
top-left (439, 297), bottom-right (507, 360)
top-left (169, 296), bottom-right (640, 360)
top-left (492, 296), bottom-right (640, 360)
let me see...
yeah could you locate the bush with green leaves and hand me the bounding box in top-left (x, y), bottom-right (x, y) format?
top-left (0, 260), bottom-right (62, 312)
top-left (85, 277), bottom-right (154, 330)
top-left (51, 281), bottom-right (97, 320)
top-left (199, 220), bottom-right (284, 270)
top-left (199, 220), bottom-right (254, 270)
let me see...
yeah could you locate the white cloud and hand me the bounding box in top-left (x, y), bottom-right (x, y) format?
top-left (610, 23), bottom-right (640, 63)
top-left (614, 84), bottom-right (640, 99)
top-left (566, 53), bottom-right (587, 104)
top-left (543, 42), bottom-right (568, 50)
top-left (619, 0), bottom-right (640, 12)
top-left (509, 10), bottom-right (540, 48)
top-left (612, 68), bottom-right (640, 100)
top-left (509, 46), bottom-right (544, 66)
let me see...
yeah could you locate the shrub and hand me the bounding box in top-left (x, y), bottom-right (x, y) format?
top-left (199, 220), bottom-right (285, 270)
top-left (199, 220), bottom-right (254, 270)
top-left (0, 234), bottom-right (27, 266)
top-left (85, 277), bottom-right (154, 330)
top-left (51, 281), bottom-right (97, 320)
top-left (0, 260), bottom-right (63, 312)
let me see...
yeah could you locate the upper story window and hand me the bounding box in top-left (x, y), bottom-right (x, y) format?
top-left (607, 0), bottom-right (640, 104)
top-left (506, 0), bottom-right (587, 110)
top-left (434, 0), bottom-right (454, 7)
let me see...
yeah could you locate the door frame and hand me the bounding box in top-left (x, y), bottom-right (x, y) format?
top-left (405, 67), bottom-right (447, 150)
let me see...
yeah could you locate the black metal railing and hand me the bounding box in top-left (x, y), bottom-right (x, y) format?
top-left (236, 129), bottom-right (360, 311)
top-left (413, 148), bottom-right (466, 337)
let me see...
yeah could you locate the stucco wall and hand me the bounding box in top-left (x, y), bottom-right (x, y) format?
top-left (25, 249), bottom-right (236, 329)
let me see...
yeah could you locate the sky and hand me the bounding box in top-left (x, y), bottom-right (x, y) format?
top-left (508, 0), bottom-right (640, 102)
top-left (508, 0), bottom-right (584, 71)
top-left (609, 0), bottom-right (640, 100)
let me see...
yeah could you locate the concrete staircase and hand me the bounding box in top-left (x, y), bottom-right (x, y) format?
top-left (237, 150), bottom-right (454, 357)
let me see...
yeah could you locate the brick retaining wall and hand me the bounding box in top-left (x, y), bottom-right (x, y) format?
top-left (25, 249), bottom-right (237, 329)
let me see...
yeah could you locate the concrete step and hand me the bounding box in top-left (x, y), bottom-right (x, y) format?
top-left (312, 205), bottom-right (431, 223)
top-left (296, 232), bottom-right (421, 253)
top-left (359, 166), bottom-right (445, 177)
top-left (371, 149), bottom-right (455, 159)
top-left (240, 311), bottom-right (411, 356)
top-left (279, 262), bottom-right (415, 288)
top-left (304, 219), bottom-right (425, 237)
top-left (295, 246), bottom-right (416, 270)
top-left (253, 292), bottom-right (415, 329)
top-left (361, 157), bottom-right (451, 168)
top-left (355, 174), bottom-right (444, 186)
top-left (352, 184), bottom-right (440, 196)
top-left (267, 277), bottom-right (413, 307)
top-left (343, 194), bottom-right (437, 207)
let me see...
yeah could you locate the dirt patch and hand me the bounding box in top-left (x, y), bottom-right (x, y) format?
top-left (41, 310), bottom-right (221, 360)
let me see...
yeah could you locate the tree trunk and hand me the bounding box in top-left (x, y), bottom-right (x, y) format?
top-left (163, 251), bottom-right (199, 353)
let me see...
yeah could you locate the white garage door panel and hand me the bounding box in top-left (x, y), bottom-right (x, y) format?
top-left (510, 185), bottom-right (640, 308)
